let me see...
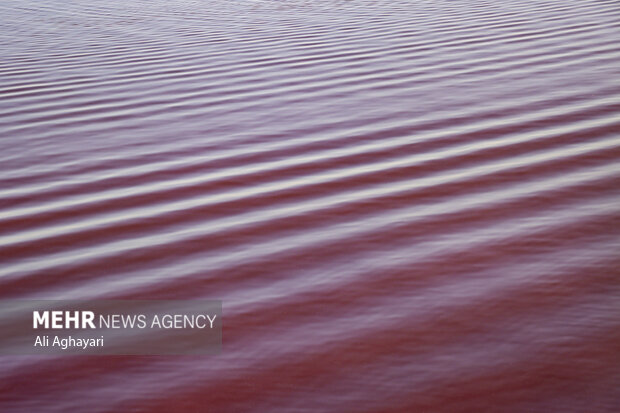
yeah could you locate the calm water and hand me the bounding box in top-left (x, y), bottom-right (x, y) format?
top-left (1, 0), bottom-right (619, 411)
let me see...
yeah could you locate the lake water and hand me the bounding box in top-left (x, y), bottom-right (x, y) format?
top-left (1, 0), bottom-right (619, 411)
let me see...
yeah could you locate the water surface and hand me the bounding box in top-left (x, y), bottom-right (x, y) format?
top-left (1, 0), bottom-right (619, 411)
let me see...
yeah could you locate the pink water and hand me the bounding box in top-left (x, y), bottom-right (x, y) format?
top-left (1, 0), bottom-right (619, 411)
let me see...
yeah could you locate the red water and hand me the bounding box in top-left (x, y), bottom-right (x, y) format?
top-left (1, 0), bottom-right (619, 411)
